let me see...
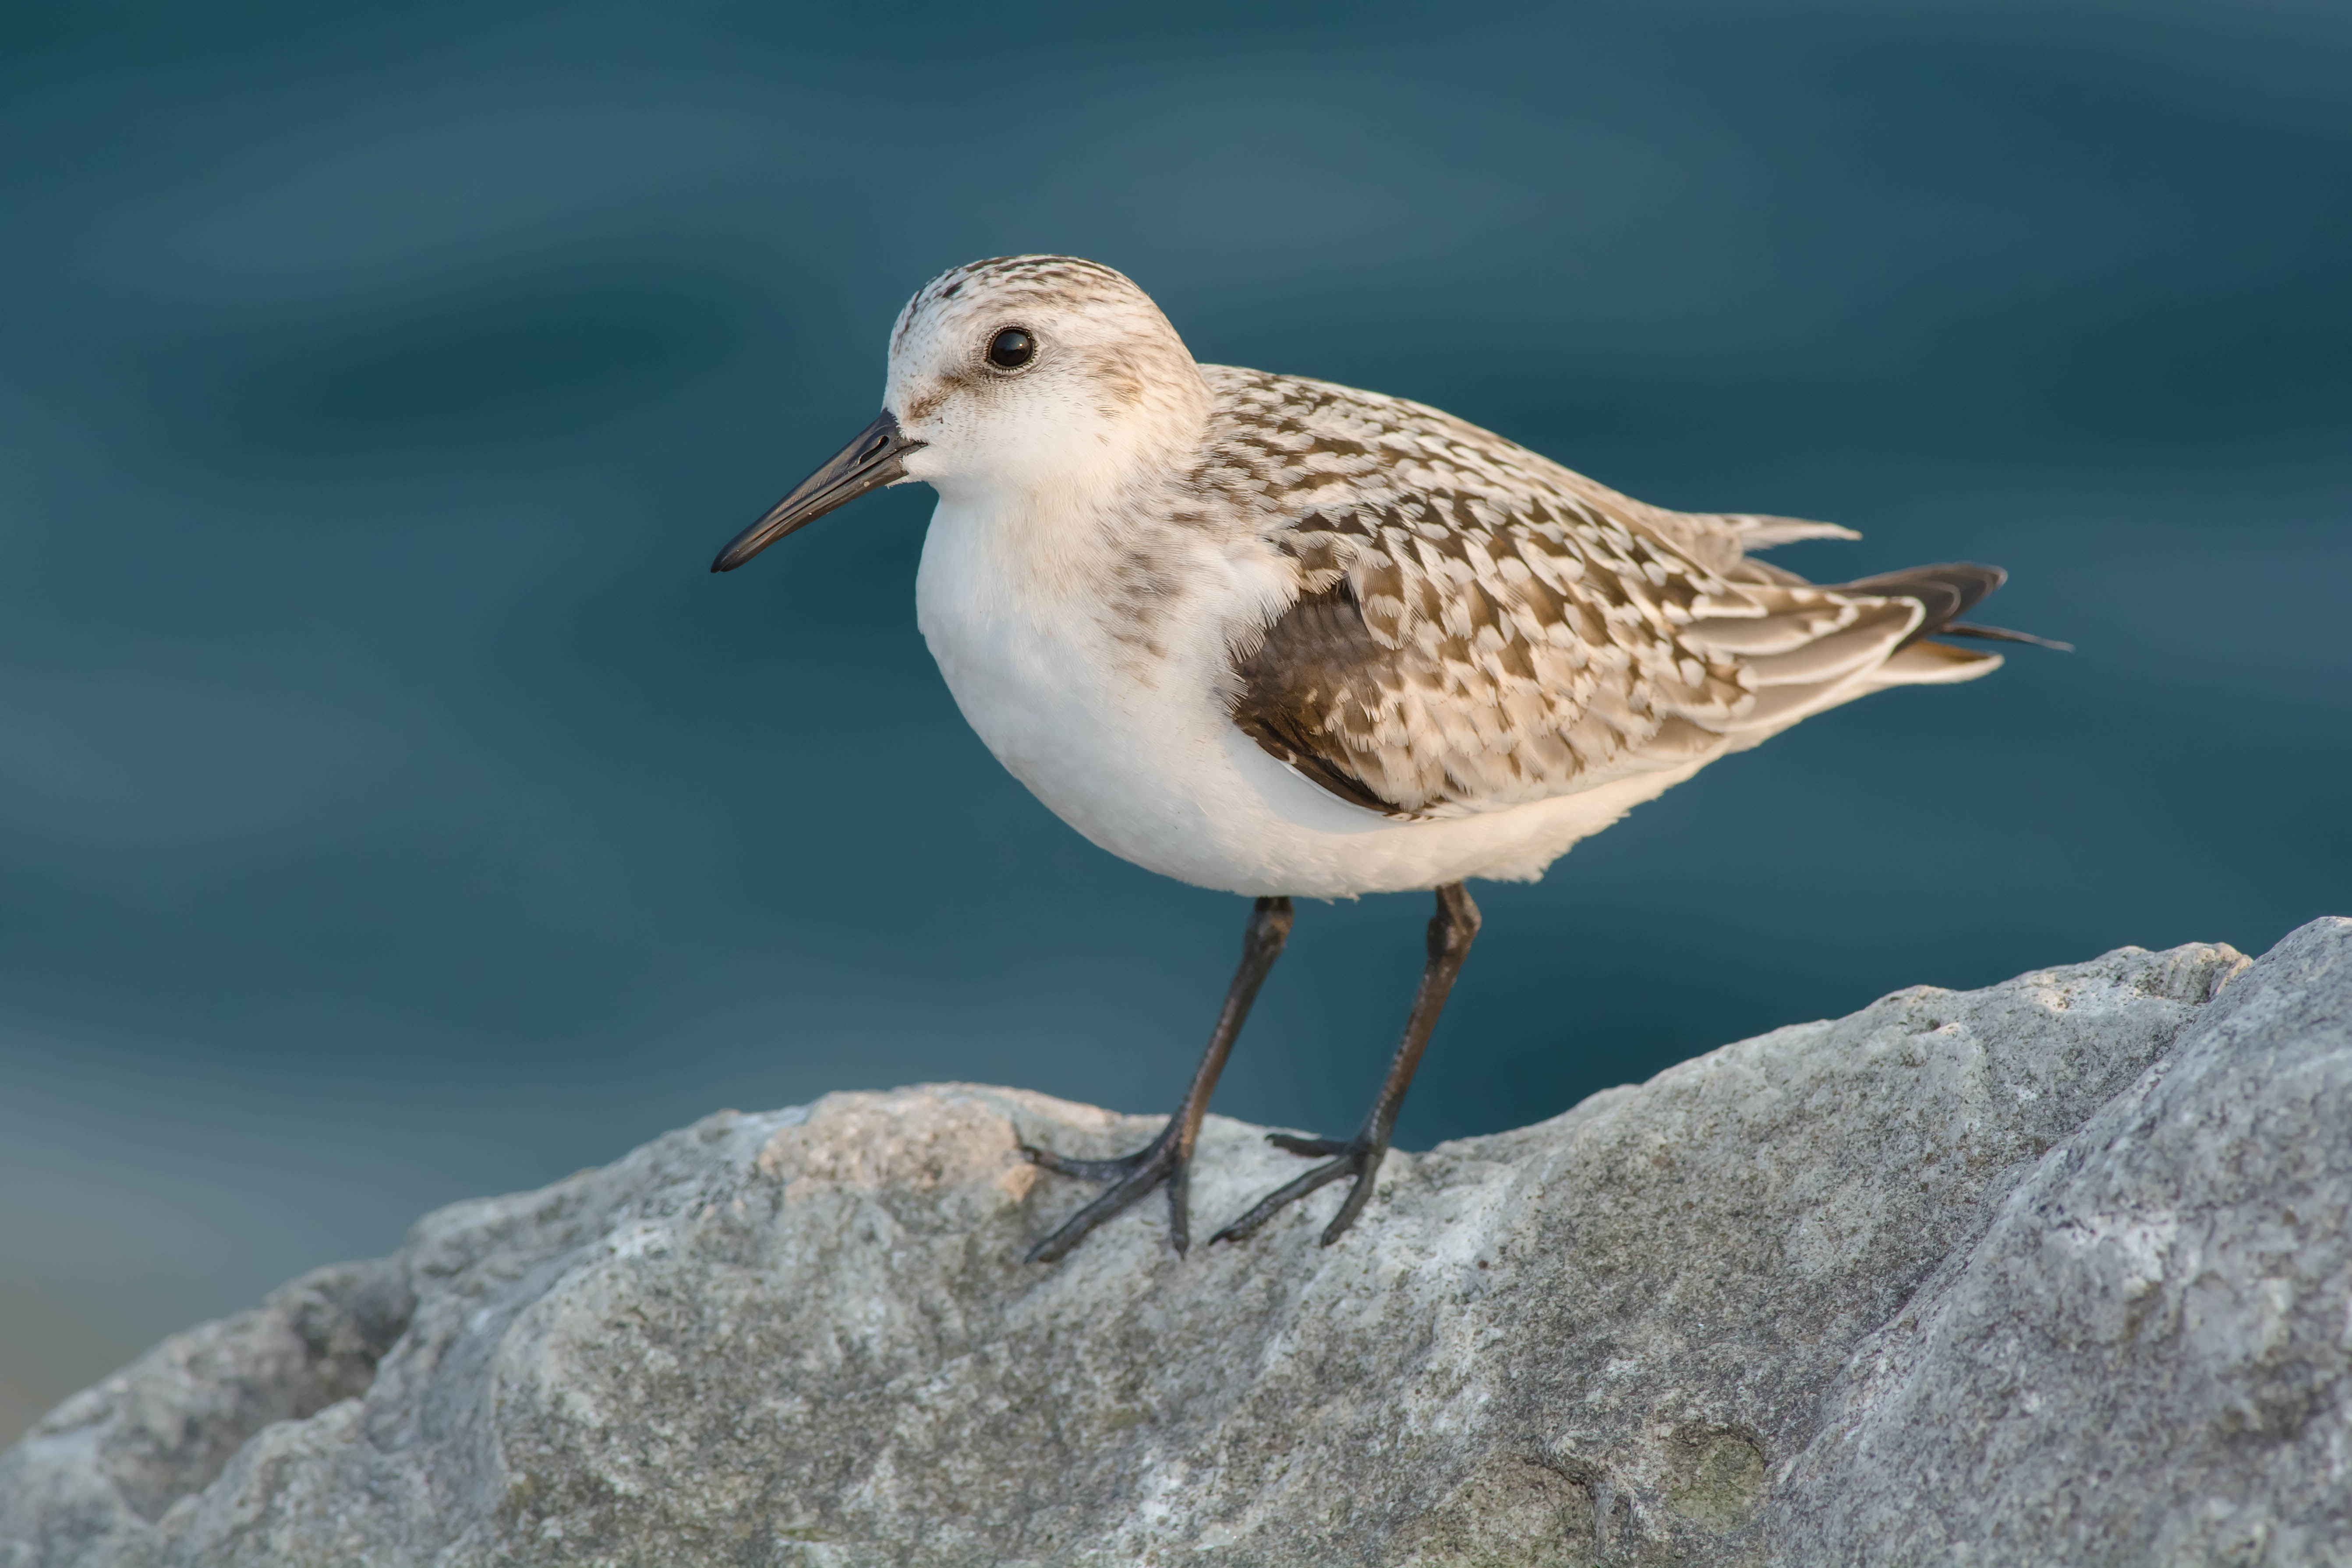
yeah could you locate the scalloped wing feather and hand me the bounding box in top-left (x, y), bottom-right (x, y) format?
top-left (1209, 368), bottom-right (2001, 819)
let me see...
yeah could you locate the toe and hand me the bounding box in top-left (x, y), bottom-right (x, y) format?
top-left (1212, 1154), bottom-right (1358, 1245)
top-left (1022, 1143), bottom-right (1151, 1183)
top-left (1267, 1133), bottom-right (1351, 1157)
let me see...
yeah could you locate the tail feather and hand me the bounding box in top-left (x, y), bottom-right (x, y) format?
top-left (1829, 561), bottom-right (2070, 652)
top-left (1834, 563), bottom-right (2006, 645)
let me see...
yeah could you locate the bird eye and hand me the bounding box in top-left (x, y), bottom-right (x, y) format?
top-left (987, 328), bottom-right (1036, 369)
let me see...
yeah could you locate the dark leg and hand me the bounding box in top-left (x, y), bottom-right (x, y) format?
top-left (1213, 881), bottom-right (1480, 1249)
top-left (1022, 895), bottom-right (1294, 1263)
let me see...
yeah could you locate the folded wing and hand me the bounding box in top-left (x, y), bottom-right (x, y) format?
top-left (1229, 491), bottom-right (2008, 820)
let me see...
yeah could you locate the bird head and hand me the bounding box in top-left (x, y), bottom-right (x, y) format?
top-left (711, 255), bottom-right (1207, 573)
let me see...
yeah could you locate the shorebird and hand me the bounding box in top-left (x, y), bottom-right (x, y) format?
top-left (712, 255), bottom-right (2059, 1264)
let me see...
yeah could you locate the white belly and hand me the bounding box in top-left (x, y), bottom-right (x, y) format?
top-left (912, 499), bottom-right (1698, 898)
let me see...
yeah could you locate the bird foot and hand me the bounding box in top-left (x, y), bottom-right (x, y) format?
top-left (1020, 1128), bottom-right (1193, 1263)
top-left (1212, 1130), bottom-right (1387, 1248)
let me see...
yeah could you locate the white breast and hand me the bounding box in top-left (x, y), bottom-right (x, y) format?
top-left (912, 495), bottom-right (1694, 898)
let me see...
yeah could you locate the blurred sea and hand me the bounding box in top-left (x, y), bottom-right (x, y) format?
top-left (3, 0), bottom-right (2347, 1440)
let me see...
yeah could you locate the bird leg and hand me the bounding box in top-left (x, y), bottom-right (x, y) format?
top-left (1021, 895), bottom-right (1294, 1263)
top-left (1214, 882), bottom-right (1480, 1249)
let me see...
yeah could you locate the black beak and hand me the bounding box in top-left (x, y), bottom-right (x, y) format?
top-left (710, 411), bottom-right (926, 573)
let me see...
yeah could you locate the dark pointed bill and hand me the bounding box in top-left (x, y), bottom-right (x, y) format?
top-left (710, 411), bottom-right (925, 573)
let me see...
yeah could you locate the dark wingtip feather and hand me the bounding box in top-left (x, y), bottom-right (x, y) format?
top-left (1941, 621), bottom-right (2075, 653)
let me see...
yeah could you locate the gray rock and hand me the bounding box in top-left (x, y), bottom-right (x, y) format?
top-left (4, 920), bottom-right (2346, 1567)
top-left (1773, 918), bottom-right (2352, 1565)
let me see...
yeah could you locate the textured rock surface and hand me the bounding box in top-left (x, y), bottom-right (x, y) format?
top-left (4, 921), bottom-right (2347, 1567)
top-left (1776, 919), bottom-right (2352, 1565)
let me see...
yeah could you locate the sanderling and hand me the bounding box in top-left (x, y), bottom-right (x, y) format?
top-left (712, 255), bottom-right (2062, 1262)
